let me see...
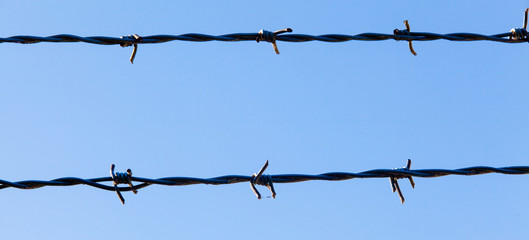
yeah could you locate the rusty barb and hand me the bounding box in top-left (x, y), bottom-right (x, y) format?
top-left (394, 20), bottom-right (418, 55)
top-left (510, 8), bottom-right (529, 40)
top-left (120, 34), bottom-right (142, 64)
top-left (256, 28), bottom-right (293, 54)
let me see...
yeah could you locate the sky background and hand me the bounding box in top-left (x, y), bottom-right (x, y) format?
top-left (1, 1), bottom-right (528, 239)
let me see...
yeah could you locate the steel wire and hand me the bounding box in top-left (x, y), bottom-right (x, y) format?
top-left (1, 31), bottom-right (528, 45)
top-left (2, 8), bottom-right (528, 63)
top-left (2, 165), bottom-right (528, 191)
top-left (2, 8), bottom-right (528, 62)
top-left (2, 163), bottom-right (528, 204)
top-left (2, 28), bottom-right (527, 63)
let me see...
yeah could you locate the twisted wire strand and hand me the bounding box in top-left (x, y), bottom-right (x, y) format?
top-left (1, 166), bottom-right (528, 192)
top-left (1, 32), bottom-right (528, 46)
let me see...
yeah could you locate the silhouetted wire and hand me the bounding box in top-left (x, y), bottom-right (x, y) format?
top-left (2, 165), bottom-right (528, 192)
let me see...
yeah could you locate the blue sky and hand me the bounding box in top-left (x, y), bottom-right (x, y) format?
top-left (1, 1), bottom-right (528, 239)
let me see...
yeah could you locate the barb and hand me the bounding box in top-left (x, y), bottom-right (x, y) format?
top-left (1, 161), bottom-right (528, 204)
top-left (389, 159), bottom-right (415, 204)
top-left (510, 8), bottom-right (529, 40)
top-left (256, 28), bottom-right (292, 54)
top-left (250, 160), bottom-right (276, 199)
top-left (120, 34), bottom-right (142, 64)
top-left (394, 20), bottom-right (418, 55)
top-left (110, 164), bottom-right (137, 204)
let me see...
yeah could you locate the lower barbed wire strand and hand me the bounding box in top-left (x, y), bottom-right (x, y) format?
top-left (0, 166), bottom-right (528, 192)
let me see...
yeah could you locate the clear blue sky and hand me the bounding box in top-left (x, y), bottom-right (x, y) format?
top-left (1, 1), bottom-right (528, 239)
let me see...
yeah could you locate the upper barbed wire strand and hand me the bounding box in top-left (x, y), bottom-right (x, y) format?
top-left (1, 32), bottom-right (528, 45)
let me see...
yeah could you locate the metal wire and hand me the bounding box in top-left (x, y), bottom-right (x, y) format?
top-left (3, 165), bottom-right (528, 191)
top-left (2, 31), bottom-right (528, 45)
top-left (2, 8), bottom-right (527, 61)
top-left (1, 29), bottom-right (525, 63)
top-left (1, 162), bottom-right (528, 204)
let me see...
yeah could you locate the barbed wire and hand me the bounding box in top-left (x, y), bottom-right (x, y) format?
top-left (1, 8), bottom-right (528, 63)
top-left (1, 160), bottom-right (528, 204)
